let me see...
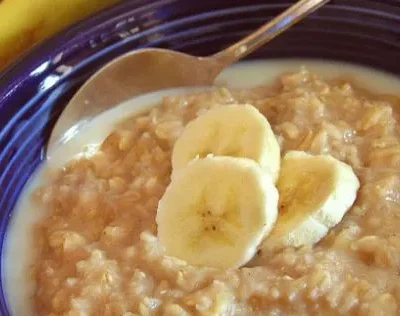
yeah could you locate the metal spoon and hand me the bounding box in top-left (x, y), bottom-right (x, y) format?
top-left (48, 0), bottom-right (329, 154)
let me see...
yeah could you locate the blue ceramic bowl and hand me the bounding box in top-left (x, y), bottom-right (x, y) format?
top-left (1, 0), bottom-right (400, 314)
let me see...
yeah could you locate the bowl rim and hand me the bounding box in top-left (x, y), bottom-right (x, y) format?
top-left (0, 0), bottom-right (167, 92)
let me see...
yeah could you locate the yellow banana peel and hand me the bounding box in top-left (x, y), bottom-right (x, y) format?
top-left (0, 0), bottom-right (120, 71)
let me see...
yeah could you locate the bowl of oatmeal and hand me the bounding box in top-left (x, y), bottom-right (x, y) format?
top-left (1, 1), bottom-right (400, 316)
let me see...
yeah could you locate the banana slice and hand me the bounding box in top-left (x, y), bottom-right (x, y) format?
top-left (262, 151), bottom-right (360, 251)
top-left (171, 104), bottom-right (281, 182)
top-left (156, 156), bottom-right (278, 269)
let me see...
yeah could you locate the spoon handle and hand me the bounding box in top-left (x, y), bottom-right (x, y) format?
top-left (211, 0), bottom-right (330, 65)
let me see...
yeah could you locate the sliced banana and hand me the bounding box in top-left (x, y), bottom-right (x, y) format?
top-left (156, 156), bottom-right (278, 269)
top-left (171, 104), bottom-right (281, 182)
top-left (262, 151), bottom-right (360, 252)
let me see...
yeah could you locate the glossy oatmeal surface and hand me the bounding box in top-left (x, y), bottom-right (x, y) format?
top-left (10, 63), bottom-right (400, 315)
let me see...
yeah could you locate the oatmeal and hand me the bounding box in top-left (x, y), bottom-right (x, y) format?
top-left (5, 61), bottom-right (400, 315)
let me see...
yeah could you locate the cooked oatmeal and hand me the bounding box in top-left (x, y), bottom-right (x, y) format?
top-left (30, 67), bottom-right (400, 315)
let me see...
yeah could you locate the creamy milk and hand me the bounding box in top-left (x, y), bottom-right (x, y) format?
top-left (3, 59), bottom-right (400, 315)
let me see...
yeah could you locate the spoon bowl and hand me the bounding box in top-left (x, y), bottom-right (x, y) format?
top-left (47, 49), bottom-right (222, 151)
top-left (47, 0), bottom-right (329, 154)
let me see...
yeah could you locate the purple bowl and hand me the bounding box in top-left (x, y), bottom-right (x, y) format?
top-left (1, 0), bottom-right (400, 314)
